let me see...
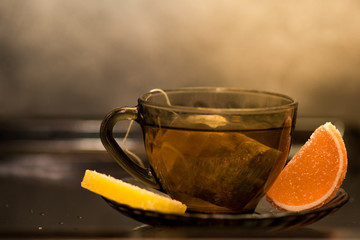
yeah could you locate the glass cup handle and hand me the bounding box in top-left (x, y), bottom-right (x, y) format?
top-left (100, 107), bottom-right (161, 190)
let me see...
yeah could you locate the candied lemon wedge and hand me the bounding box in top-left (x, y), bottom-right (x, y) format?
top-left (81, 170), bottom-right (187, 214)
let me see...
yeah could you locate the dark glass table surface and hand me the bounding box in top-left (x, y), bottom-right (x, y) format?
top-left (0, 118), bottom-right (359, 239)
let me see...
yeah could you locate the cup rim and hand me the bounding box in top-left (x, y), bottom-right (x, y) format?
top-left (139, 87), bottom-right (298, 114)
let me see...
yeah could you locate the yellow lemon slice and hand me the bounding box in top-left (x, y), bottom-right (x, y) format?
top-left (81, 170), bottom-right (187, 214)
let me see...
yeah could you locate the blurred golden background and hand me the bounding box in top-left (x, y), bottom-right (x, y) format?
top-left (1, 0), bottom-right (359, 124)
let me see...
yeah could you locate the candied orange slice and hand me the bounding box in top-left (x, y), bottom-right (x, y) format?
top-left (266, 122), bottom-right (347, 212)
top-left (81, 170), bottom-right (187, 214)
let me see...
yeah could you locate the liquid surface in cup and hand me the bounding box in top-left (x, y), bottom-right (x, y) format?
top-left (143, 124), bottom-right (292, 213)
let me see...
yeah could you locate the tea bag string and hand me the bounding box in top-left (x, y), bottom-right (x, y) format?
top-left (122, 89), bottom-right (172, 168)
top-left (122, 120), bottom-right (145, 167)
top-left (149, 88), bottom-right (171, 105)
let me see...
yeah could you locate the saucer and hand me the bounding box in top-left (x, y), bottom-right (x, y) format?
top-left (103, 188), bottom-right (348, 230)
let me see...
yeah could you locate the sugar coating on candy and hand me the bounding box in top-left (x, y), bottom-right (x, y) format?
top-left (266, 122), bottom-right (347, 212)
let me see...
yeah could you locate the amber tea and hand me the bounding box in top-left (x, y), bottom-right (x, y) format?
top-left (143, 124), bottom-right (291, 213)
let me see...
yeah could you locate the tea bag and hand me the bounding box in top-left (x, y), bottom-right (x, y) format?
top-left (149, 128), bottom-right (282, 212)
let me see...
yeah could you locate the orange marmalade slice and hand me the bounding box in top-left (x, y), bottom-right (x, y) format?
top-left (266, 122), bottom-right (347, 212)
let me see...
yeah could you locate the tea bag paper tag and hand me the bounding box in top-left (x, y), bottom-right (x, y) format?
top-left (185, 115), bottom-right (227, 128)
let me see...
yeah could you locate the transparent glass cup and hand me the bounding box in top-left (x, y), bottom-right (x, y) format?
top-left (100, 87), bottom-right (298, 213)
